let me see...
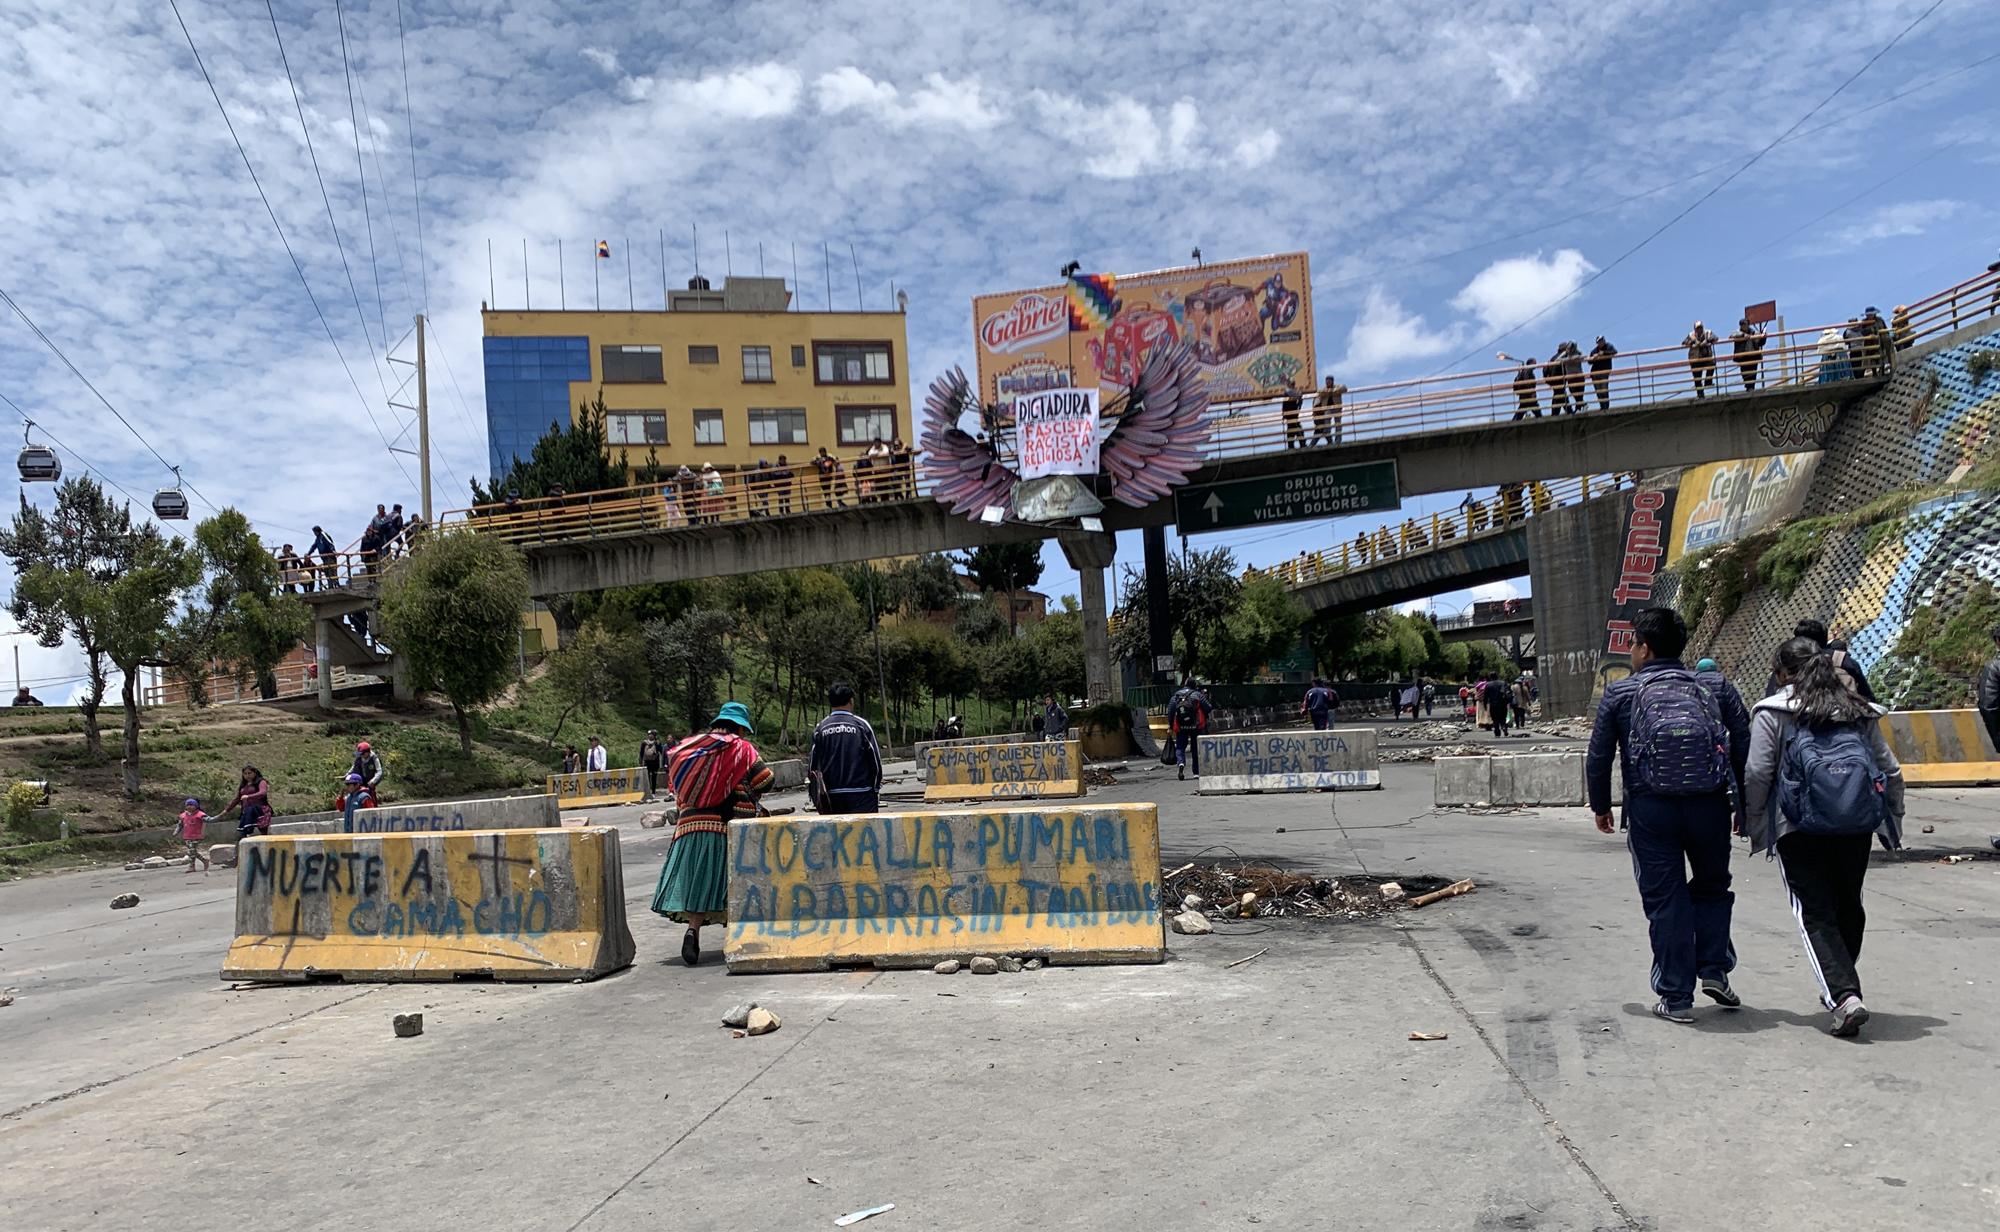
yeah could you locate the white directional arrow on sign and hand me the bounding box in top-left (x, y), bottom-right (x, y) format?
top-left (1203, 492), bottom-right (1224, 524)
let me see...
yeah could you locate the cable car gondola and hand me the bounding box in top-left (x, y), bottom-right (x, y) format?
top-left (17, 422), bottom-right (60, 484)
top-left (152, 466), bottom-right (189, 521)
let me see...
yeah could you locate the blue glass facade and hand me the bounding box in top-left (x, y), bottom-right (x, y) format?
top-left (482, 335), bottom-right (592, 480)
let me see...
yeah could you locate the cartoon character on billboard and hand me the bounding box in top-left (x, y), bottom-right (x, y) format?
top-left (1259, 272), bottom-right (1299, 331)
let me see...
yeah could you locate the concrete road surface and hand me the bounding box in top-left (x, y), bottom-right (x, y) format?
top-left (3, 761), bottom-right (1997, 1231)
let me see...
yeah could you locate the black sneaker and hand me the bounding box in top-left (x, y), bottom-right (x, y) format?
top-left (1652, 1001), bottom-right (1694, 1024)
top-left (1701, 978), bottom-right (1742, 1009)
top-left (1177, 766), bottom-right (1185, 781)
top-left (681, 927), bottom-right (702, 967)
top-left (1831, 995), bottom-right (1870, 1037)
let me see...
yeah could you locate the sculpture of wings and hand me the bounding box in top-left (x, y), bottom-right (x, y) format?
top-left (1098, 342), bottom-right (1211, 507)
top-left (919, 365), bottom-right (1017, 517)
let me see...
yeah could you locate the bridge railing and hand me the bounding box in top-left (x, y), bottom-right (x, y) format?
top-left (1248, 472), bottom-right (1631, 590)
top-left (437, 267), bottom-right (2000, 544)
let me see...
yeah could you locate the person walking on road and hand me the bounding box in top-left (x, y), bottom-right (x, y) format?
top-left (561, 744), bottom-right (582, 775)
top-left (1586, 606), bottom-right (1752, 1023)
top-left (640, 730), bottom-right (666, 801)
top-left (225, 765), bottom-right (273, 839)
top-left (177, 798), bottom-right (210, 874)
top-left (1280, 380), bottom-right (1305, 449)
top-left (1977, 624), bottom-right (2000, 752)
top-left (1683, 321), bottom-right (1719, 398)
top-left (808, 682), bottom-right (883, 814)
top-left (586, 736), bottom-right (608, 773)
top-left (1303, 678), bottom-right (1338, 730)
top-left (1730, 318), bottom-right (1767, 391)
top-left (1695, 658), bottom-right (1748, 722)
top-left (1042, 694), bottom-right (1070, 742)
top-left (1487, 675), bottom-right (1512, 738)
top-left (1168, 678), bottom-right (1210, 781)
top-left (1742, 637), bottom-right (1905, 1037)
top-left (1312, 374), bottom-right (1347, 446)
top-left (654, 702), bottom-right (773, 967)
top-left (1587, 336), bottom-right (1617, 411)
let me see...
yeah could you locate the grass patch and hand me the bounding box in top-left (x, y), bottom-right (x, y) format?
top-left (1884, 581), bottom-right (2000, 708)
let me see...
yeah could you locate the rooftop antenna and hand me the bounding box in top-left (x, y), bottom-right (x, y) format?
top-left (558, 239), bottom-right (566, 310)
top-left (725, 229), bottom-right (733, 276)
top-left (693, 223), bottom-right (701, 281)
top-left (849, 243), bottom-right (863, 310)
top-left (522, 238), bottom-right (530, 309)
top-left (626, 235), bottom-right (634, 309)
top-left (758, 241), bottom-right (765, 278)
top-left (659, 228), bottom-right (667, 307)
top-left (791, 242), bottom-right (799, 310)
top-left (823, 242), bottom-right (832, 310)
top-left (1191, 246), bottom-right (1203, 267)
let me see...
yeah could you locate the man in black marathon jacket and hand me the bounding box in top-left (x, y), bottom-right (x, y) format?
top-left (808, 681), bottom-right (883, 814)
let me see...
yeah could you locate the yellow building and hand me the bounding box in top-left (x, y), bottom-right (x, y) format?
top-left (480, 276), bottom-right (912, 481)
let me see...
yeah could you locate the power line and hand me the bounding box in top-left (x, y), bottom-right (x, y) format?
top-left (0, 388), bottom-right (146, 506)
top-left (0, 284), bottom-right (217, 513)
top-left (351, 45), bottom-right (419, 326)
top-left (1425, 0), bottom-right (1950, 374)
top-left (394, 0), bottom-right (430, 314)
top-left (334, 0), bottom-right (390, 351)
top-left (167, 0), bottom-right (418, 498)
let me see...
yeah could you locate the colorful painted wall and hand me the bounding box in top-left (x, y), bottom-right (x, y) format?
top-left (1661, 324), bottom-right (2000, 707)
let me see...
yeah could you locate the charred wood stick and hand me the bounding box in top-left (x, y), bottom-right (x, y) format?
top-left (1408, 878), bottom-right (1477, 908)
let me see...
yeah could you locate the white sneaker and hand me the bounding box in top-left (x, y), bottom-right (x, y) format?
top-left (1831, 996), bottom-right (1869, 1038)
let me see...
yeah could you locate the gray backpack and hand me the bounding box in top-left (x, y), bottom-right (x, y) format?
top-left (1777, 720), bottom-right (1886, 836)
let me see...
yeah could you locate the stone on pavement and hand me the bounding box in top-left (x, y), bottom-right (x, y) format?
top-left (721, 1002), bottom-right (758, 1028)
top-left (996, 956), bottom-right (1024, 973)
top-left (932, 960), bottom-right (960, 975)
top-left (969, 956), bottom-right (999, 974)
top-left (108, 893), bottom-right (139, 909)
top-left (392, 1012), bottom-right (424, 1038)
top-left (1170, 910), bottom-right (1212, 935)
top-left (743, 1008), bottom-right (780, 1036)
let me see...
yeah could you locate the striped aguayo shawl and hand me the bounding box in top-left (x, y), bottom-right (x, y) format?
top-left (666, 732), bottom-right (772, 839)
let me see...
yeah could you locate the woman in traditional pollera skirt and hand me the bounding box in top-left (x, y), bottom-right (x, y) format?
top-left (652, 702), bottom-right (774, 966)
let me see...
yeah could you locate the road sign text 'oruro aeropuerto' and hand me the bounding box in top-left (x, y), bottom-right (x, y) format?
top-left (1176, 460), bottom-right (1399, 533)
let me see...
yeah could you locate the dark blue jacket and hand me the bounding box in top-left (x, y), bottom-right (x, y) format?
top-left (1585, 658), bottom-right (1751, 815)
top-left (808, 710), bottom-right (882, 797)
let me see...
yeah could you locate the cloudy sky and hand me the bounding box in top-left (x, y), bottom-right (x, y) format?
top-left (2, 0), bottom-right (1996, 697)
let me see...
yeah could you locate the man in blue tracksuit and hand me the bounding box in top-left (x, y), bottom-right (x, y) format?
top-left (1586, 607), bottom-right (1751, 1023)
top-left (808, 681), bottom-right (883, 814)
top-left (1302, 678), bottom-right (1337, 730)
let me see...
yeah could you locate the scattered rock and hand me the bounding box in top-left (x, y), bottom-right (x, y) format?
top-left (1408, 1031), bottom-right (1449, 1042)
top-left (1379, 882), bottom-right (1406, 902)
top-left (1023, 958), bottom-right (1044, 971)
top-left (1181, 894), bottom-right (1206, 912)
top-left (721, 1002), bottom-right (758, 1028)
top-left (207, 844), bottom-right (236, 867)
top-left (968, 956), bottom-right (999, 975)
top-left (744, 1008), bottom-right (781, 1036)
top-left (123, 861), bottom-right (145, 871)
top-left (1921, 825), bottom-right (1935, 834)
top-left (1169, 910), bottom-right (1212, 936)
top-left (140, 856), bottom-right (169, 870)
top-left (932, 960), bottom-right (961, 975)
top-left (1237, 892), bottom-right (1259, 917)
top-left (996, 956), bottom-right (1024, 973)
top-left (109, 893), bottom-right (140, 910)
top-left (639, 811), bottom-right (670, 830)
top-left (0, 992), bottom-right (14, 1008)
top-left (392, 1012), bottom-right (424, 1038)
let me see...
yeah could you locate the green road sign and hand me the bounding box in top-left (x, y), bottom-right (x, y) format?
top-left (1175, 460), bottom-right (1400, 533)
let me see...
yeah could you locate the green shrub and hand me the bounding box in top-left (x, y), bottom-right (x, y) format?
top-left (1754, 517), bottom-right (1836, 599)
top-left (1077, 701), bottom-right (1133, 732)
top-left (5, 781), bottom-right (44, 831)
top-left (1968, 350), bottom-right (1999, 383)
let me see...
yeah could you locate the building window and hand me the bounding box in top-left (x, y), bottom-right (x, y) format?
top-left (815, 342), bottom-right (893, 384)
top-left (606, 411), bottom-right (667, 446)
top-left (837, 405), bottom-right (896, 444)
top-left (741, 346), bottom-right (773, 382)
top-left (600, 344), bottom-right (663, 382)
top-left (693, 409), bottom-right (725, 445)
top-left (749, 408), bottom-right (808, 446)
top-left (687, 344), bottom-right (718, 365)
top-left (791, 345), bottom-right (807, 368)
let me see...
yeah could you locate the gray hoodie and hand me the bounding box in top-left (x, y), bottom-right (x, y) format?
top-left (1741, 686), bottom-right (1904, 854)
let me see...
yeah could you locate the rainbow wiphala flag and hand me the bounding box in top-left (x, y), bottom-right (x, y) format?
top-left (1066, 272), bottom-right (1117, 331)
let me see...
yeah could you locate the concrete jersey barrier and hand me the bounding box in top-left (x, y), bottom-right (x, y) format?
top-left (1436, 752), bottom-right (1590, 807)
top-left (266, 794), bottom-right (560, 836)
top-left (1879, 709), bottom-right (2000, 786)
top-left (1197, 728), bottom-right (1381, 792)
top-left (912, 732), bottom-right (1027, 783)
top-left (923, 739), bottom-right (1084, 803)
top-left (221, 826), bottom-right (636, 983)
top-left (723, 804), bottom-right (1166, 972)
top-left (548, 767), bottom-right (648, 809)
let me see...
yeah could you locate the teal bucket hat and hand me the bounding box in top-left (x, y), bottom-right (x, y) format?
top-left (1695, 658), bottom-right (1718, 673)
top-left (713, 701), bottom-right (755, 734)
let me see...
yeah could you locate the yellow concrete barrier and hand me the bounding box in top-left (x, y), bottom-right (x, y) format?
top-left (723, 805), bottom-right (1167, 972)
top-left (922, 739), bottom-right (1084, 803)
top-left (1879, 709), bottom-right (2000, 786)
top-left (221, 827), bottom-right (636, 982)
top-left (547, 767), bottom-right (648, 809)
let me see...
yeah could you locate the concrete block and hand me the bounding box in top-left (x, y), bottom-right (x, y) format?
top-left (1197, 728), bottom-right (1381, 792)
top-left (923, 740), bottom-right (1084, 803)
top-left (1434, 757), bottom-right (1491, 806)
top-left (1434, 752), bottom-right (1586, 807)
top-left (911, 732), bottom-right (1027, 783)
top-left (767, 759), bottom-right (806, 791)
top-left (1511, 752), bottom-right (1586, 806)
top-left (222, 827), bottom-right (635, 983)
top-left (546, 768), bottom-right (648, 809)
top-left (267, 795), bottom-right (560, 836)
top-left (724, 805), bottom-right (1166, 972)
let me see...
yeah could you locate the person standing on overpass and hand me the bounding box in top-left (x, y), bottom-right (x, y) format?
top-left (1280, 379), bottom-right (1305, 449)
top-left (1512, 356), bottom-right (1540, 419)
top-left (808, 682), bottom-right (882, 814)
top-left (1312, 374), bottom-right (1346, 446)
top-left (1730, 318), bottom-right (1766, 391)
top-left (1168, 678), bottom-right (1210, 781)
top-left (1303, 678), bottom-right (1338, 730)
top-left (1683, 321), bottom-right (1719, 398)
top-left (1587, 607), bottom-right (1751, 1024)
top-left (1588, 337), bottom-right (1617, 411)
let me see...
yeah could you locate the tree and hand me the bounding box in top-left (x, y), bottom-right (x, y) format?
top-left (171, 509), bottom-right (309, 703)
top-left (0, 477), bottom-right (143, 759)
top-left (952, 598), bottom-right (1007, 647)
top-left (1168, 547), bottom-right (1243, 680)
top-left (542, 622), bottom-right (625, 748)
top-left (377, 532), bottom-right (531, 755)
top-left (96, 529), bottom-right (200, 797)
top-left (961, 542), bottom-right (1045, 633)
top-left (1026, 604), bottom-right (1086, 700)
top-left (1206, 573), bottom-right (1308, 683)
top-left (646, 608), bottom-right (736, 731)
top-left (471, 393), bottom-right (630, 504)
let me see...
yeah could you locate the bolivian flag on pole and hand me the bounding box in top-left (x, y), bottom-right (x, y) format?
top-left (596, 240), bottom-right (611, 259)
top-left (1066, 271), bottom-right (1116, 331)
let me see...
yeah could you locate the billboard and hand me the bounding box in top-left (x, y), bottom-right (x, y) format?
top-left (973, 252), bottom-right (1315, 414)
top-left (1667, 451), bottom-right (1823, 565)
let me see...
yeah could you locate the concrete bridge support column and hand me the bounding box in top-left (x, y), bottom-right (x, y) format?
top-left (1059, 531), bottom-right (1120, 704)
top-left (1143, 526), bottom-right (1174, 688)
top-left (314, 618), bottom-right (334, 712)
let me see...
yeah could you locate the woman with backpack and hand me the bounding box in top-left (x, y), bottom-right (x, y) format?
top-left (1742, 637), bottom-right (1905, 1038)
top-left (652, 702), bottom-right (775, 967)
